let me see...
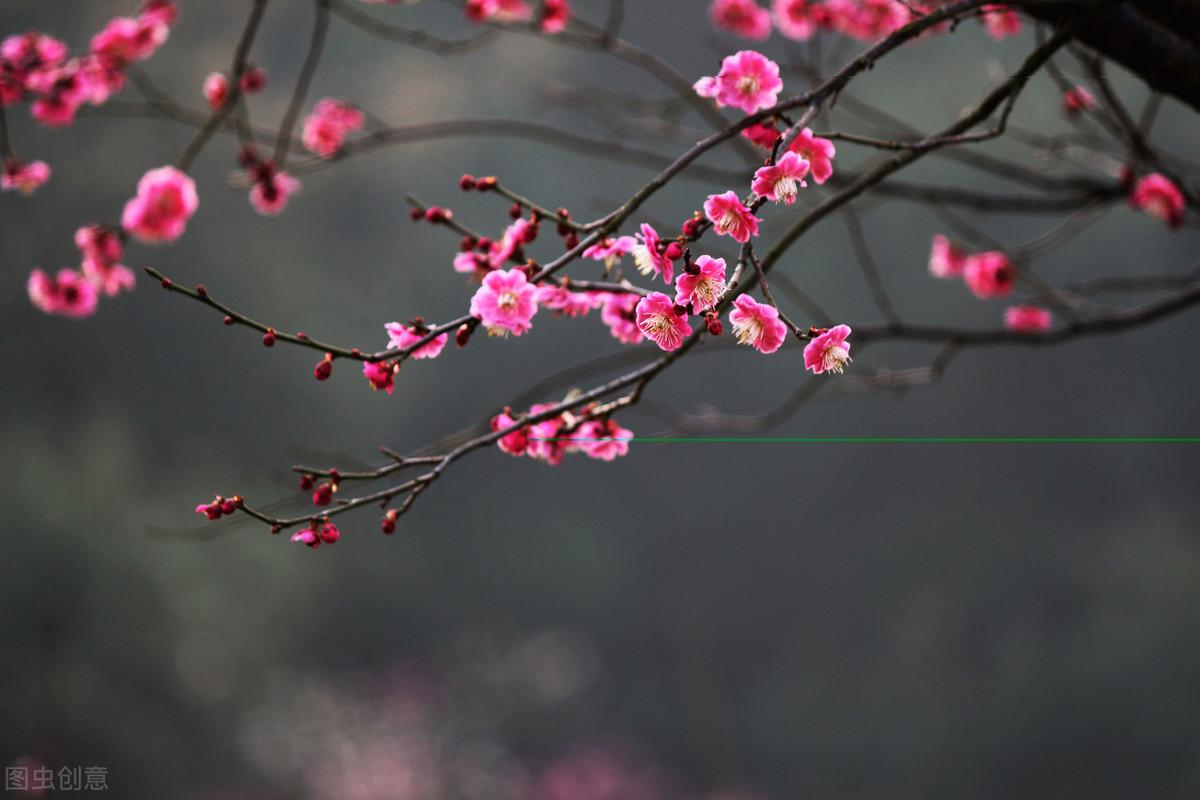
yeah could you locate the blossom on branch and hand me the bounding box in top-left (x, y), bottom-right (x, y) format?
top-left (27, 268), bottom-right (99, 319)
top-left (635, 292), bottom-right (692, 351)
top-left (752, 151), bottom-right (810, 205)
top-left (674, 256), bottom-right (728, 313)
top-left (709, 0), bottom-right (773, 40)
top-left (694, 50), bottom-right (782, 114)
top-left (803, 324), bottom-right (853, 374)
top-left (728, 294), bottom-right (787, 354)
top-left (704, 191), bottom-right (761, 243)
top-left (1130, 173), bottom-right (1185, 229)
top-left (1, 159), bottom-right (50, 195)
top-left (470, 267), bottom-right (539, 336)
top-left (121, 166), bottom-right (198, 243)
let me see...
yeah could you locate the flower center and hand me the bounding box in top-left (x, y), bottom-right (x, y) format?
top-left (691, 277), bottom-right (723, 309)
top-left (736, 75), bottom-right (760, 96)
top-left (719, 208), bottom-right (742, 232)
top-left (733, 317), bottom-right (762, 346)
top-left (822, 344), bottom-right (851, 374)
top-left (775, 176), bottom-right (797, 202)
top-left (497, 289), bottom-right (519, 311)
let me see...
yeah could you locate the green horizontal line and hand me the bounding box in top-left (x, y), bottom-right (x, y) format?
top-left (535, 437), bottom-right (1200, 444)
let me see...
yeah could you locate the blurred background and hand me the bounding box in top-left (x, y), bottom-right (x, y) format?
top-left (3, 1), bottom-right (1200, 797)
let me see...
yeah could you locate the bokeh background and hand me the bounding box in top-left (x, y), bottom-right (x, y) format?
top-left (3, 1), bottom-right (1200, 797)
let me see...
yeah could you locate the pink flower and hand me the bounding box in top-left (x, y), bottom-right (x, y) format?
top-left (928, 234), bottom-right (967, 279)
top-left (77, 53), bottom-right (127, 105)
top-left (75, 224), bottom-right (135, 296)
top-left (674, 255), bottom-right (727, 312)
top-left (525, 404), bottom-right (573, 465)
top-left (635, 292), bottom-right (692, 351)
top-left (291, 521), bottom-right (340, 548)
top-left (121, 165), bottom-right (198, 243)
top-left (599, 292), bottom-right (643, 344)
top-left (540, 0), bottom-right (571, 32)
top-left (27, 268), bottom-right (99, 318)
top-left (804, 324), bottom-right (853, 374)
top-left (465, 0), bottom-right (531, 23)
top-left (695, 50), bottom-right (782, 114)
top-left (29, 64), bottom-right (87, 127)
top-left (729, 294), bottom-right (787, 354)
top-left (583, 235), bottom-right (636, 270)
top-left (742, 121), bottom-right (781, 149)
top-left (385, 322), bottom-right (449, 359)
top-left (1, 32), bottom-right (67, 72)
top-left (488, 217), bottom-right (532, 267)
top-left (573, 419), bottom-right (633, 461)
top-left (981, 5), bottom-right (1021, 39)
top-left (535, 285), bottom-right (598, 317)
top-left (302, 98), bottom-right (365, 157)
top-left (632, 223), bottom-right (677, 283)
top-left (1130, 173), bottom-right (1185, 229)
top-left (362, 360), bottom-right (398, 394)
top-left (249, 169), bottom-right (301, 216)
top-left (90, 15), bottom-right (169, 64)
top-left (470, 267), bottom-right (539, 336)
top-left (962, 251), bottom-right (1015, 298)
top-left (203, 72), bottom-right (228, 109)
top-left (454, 251), bottom-right (488, 275)
top-left (751, 151), bottom-right (810, 205)
top-left (291, 528), bottom-right (320, 548)
top-left (773, 0), bottom-right (820, 40)
top-left (491, 409), bottom-right (529, 456)
top-left (1062, 85), bottom-right (1095, 116)
top-left (1, 159), bottom-right (50, 195)
top-left (1004, 305), bottom-right (1052, 333)
top-left (704, 191), bottom-right (761, 243)
top-left (709, 0), bottom-right (772, 40)
top-left (787, 128), bottom-right (836, 184)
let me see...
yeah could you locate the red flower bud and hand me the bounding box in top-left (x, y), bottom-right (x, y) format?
top-left (459, 173), bottom-right (476, 190)
top-left (314, 354), bottom-right (333, 381)
top-left (262, 330), bottom-right (276, 347)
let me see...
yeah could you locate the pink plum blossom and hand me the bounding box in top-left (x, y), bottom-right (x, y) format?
top-left (1062, 85), bottom-right (1095, 115)
top-left (728, 294), bottom-right (787, 354)
top-left (803, 324), bottom-right (853, 374)
top-left (573, 419), bottom-right (633, 461)
top-left (488, 217), bottom-right (533, 267)
top-left (599, 292), bottom-right (643, 344)
top-left (121, 165), bottom-right (198, 243)
top-left (695, 50), bottom-right (782, 114)
top-left (981, 5), bottom-right (1021, 40)
top-left (385, 322), bottom-right (449, 359)
top-left (1, 159), bottom-right (50, 195)
top-left (470, 267), bottom-right (539, 336)
top-left (928, 234), bottom-right (967, 278)
top-left (540, 0), bottom-right (571, 32)
top-left (742, 121), bottom-right (781, 149)
top-left (751, 151), bottom-right (810, 205)
top-left (249, 169), bottom-right (301, 216)
top-left (203, 72), bottom-right (228, 108)
top-left (1004, 305), bottom-right (1052, 333)
top-left (491, 409), bottom-right (529, 456)
top-left (27, 268), bottom-right (99, 318)
top-left (526, 403), bottom-right (571, 465)
top-left (75, 224), bottom-right (135, 296)
top-left (787, 128), bottom-right (836, 184)
top-left (674, 255), bottom-right (727, 312)
top-left (291, 521), bottom-right (339, 549)
top-left (709, 0), bottom-right (773, 40)
top-left (302, 98), bottom-right (365, 157)
top-left (583, 235), bottom-right (637, 270)
top-left (465, 0), bottom-right (531, 23)
top-left (704, 191), bottom-right (761, 243)
top-left (1130, 173), bottom-right (1185, 229)
top-left (773, 0), bottom-right (822, 40)
top-left (362, 360), bottom-right (398, 394)
top-left (535, 285), bottom-right (598, 317)
top-left (91, 15), bottom-right (169, 64)
top-left (454, 251), bottom-right (488, 275)
top-left (632, 223), bottom-right (677, 283)
top-left (635, 292), bottom-right (692, 351)
top-left (962, 251), bottom-right (1015, 298)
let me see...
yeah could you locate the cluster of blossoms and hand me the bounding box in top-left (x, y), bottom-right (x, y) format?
top-left (709, 0), bottom-right (1021, 43)
top-left (929, 235), bottom-right (1054, 332)
top-left (1, 158), bottom-right (50, 194)
top-left (27, 224), bottom-right (136, 318)
top-left (464, 0), bottom-right (570, 32)
top-left (121, 165), bottom-right (198, 242)
top-left (1129, 173), bottom-right (1186, 229)
top-left (492, 404), bottom-right (633, 465)
top-left (0, 1), bottom-right (176, 187)
top-left (290, 518), bottom-right (341, 549)
top-left (302, 98), bottom-right (365, 158)
top-left (194, 494), bottom-right (241, 521)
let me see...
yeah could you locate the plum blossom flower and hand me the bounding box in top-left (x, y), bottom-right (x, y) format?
top-left (751, 151), bottom-right (810, 205)
top-left (729, 294), bottom-right (787, 354)
top-left (465, 0), bottom-right (531, 23)
top-left (1062, 85), bottom-right (1095, 116)
top-left (203, 72), bottom-right (228, 108)
top-left (488, 217), bottom-right (532, 267)
top-left (787, 128), bottom-right (836, 184)
top-left (491, 409), bottom-right (529, 456)
top-left (674, 255), bottom-right (727, 312)
top-left (962, 251), bottom-right (1015, 298)
top-left (742, 121), bottom-right (781, 149)
top-left (694, 50), bottom-right (782, 114)
top-left (302, 98), bottom-right (365, 157)
top-left (635, 292), bottom-right (692, 351)
top-left (704, 191), bottom-right (761, 243)
top-left (1, 159), bottom-right (50, 195)
top-left (121, 165), bottom-right (198, 243)
top-left (804, 324), bottom-right (853, 374)
top-left (535, 285), bottom-right (598, 317)
top-left (76, 224), bottom-right (135, 296)
top-left (1130, 173), bottom-right (1185, 229)
top-left (599, 292), bottom-right (643, 344)
top-left (385, 321), bottom-right (449, 359)
top-left (27, 268), bottom-right (99, 318)
top-left (709, 0), bottom-right (773, 40)
top-left (91, 14), bottom-right (169, 64)
top-left (453, 250), bottom-right (488, 275)
top-left (526, 403), bottom-right (572, 465)
top-left (249, 169), bottom-right (301, 216)
top-left (291, 520), bottom-right (340, 549)
top-left (1004, 305), bottom-right (1052, 333)
top-left (583, 235), bottom-right (637, 271)
top-left (981, 5), bottom-right (1021, 39)
top-left (928, 234), bottom-right (967, 279)
top-left (573, 419), bottom-right (633, 461)
top-left (632, 223), bottom-right (677, 283)
top-left (773, 0), bottom-right (821, 40)
top-left (470, 267), bottom-right (539, 336)
top-left (362, 360), bottom-right (398, 394)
